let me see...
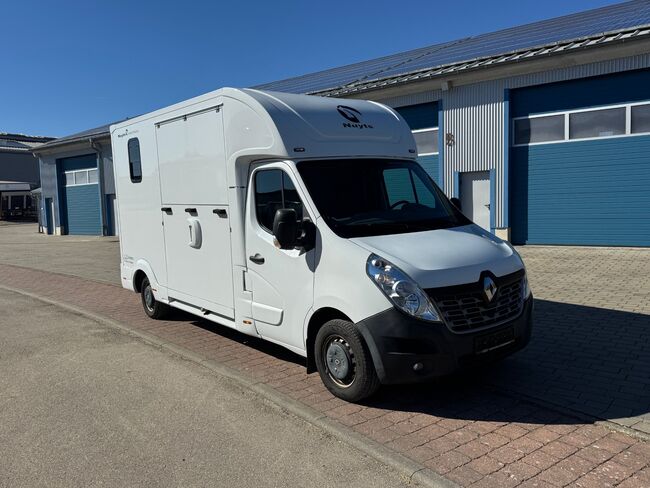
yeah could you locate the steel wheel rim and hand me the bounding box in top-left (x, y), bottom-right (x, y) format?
top-left (322, 335), bottom-right (356, 388)
top-left (144, 284), bottom-right (155, 312)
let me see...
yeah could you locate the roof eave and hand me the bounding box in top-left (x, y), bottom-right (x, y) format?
top-left (32, 132), bottom-right (111, 155)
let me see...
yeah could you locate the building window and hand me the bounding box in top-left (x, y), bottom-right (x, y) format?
top-left (412, 128), bottom-right (439, 155)
top-left (64, 168), bottom-right (98, 187)
top-left (75, 171), bottom-right (88, 185)
top-left (513, 101), bottom-right (650, 146)
top-left (514, 115), bottom-right (564, 145)
top-left (128, 138), bottom-right (142, 183)
top-left (631, 103), bottom-right (650, 134)
top-left (569, 107), bottom-right (625, 139)
top-left (87, 168), bottom-right (99, 184)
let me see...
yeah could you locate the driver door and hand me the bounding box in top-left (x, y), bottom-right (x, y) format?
top-left (245, 163), bottom-right (315, 351)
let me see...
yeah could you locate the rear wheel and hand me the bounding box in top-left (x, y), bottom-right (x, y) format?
top-left (315, 319), bottom-right (380, 402)
top-left (140, 276), bottom-right (169, 319)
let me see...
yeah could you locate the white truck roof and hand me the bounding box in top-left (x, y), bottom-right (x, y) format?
top-left (110, 88), bottom-right (416, 163)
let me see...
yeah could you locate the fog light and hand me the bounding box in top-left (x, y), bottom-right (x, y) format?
top-left (413, 362), bottom-right (424, 371)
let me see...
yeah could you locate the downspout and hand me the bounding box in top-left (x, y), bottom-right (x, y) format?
top-left (90, 138), bottom-right (108, 236)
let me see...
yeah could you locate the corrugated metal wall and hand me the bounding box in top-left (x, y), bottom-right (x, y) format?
top-left (377, 52), bottom-right (650, 230)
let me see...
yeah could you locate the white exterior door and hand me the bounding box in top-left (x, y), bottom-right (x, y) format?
top-left (244, 163), bottom-right (315, 351)
top-left (460, 171), bottom-right (491, 231)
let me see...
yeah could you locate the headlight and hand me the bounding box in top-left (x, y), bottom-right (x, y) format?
top-left (366, 254), bottom-right (441, 322)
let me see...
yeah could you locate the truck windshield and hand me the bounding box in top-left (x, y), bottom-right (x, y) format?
top-left (297, 159), bottom-right (470, 238)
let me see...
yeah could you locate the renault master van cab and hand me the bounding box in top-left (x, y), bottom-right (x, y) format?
top-left (111, 88), bottom-right (533, 402)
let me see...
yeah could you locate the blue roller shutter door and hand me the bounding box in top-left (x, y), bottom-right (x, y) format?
top-left (510, 70), bottom-right (650, 246)
top-left (60, 155), bottom-right (102, 235)
top-left (395, 102), bottom-right (440, 185)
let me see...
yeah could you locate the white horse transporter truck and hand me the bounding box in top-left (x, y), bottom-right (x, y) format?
top-left (111, 88), bottom-right (532, 401)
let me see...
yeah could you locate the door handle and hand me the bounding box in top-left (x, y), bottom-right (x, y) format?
top-left (484, 204), bottom-right (491, 209)
top-left (249, 253), bottom-right (265, 265)
top-left (185, 207), bottom-right (197, 214)
top-left (161, 207), bottom-right (172, 214)
top-left (213, 208), bottom-right (227, 218)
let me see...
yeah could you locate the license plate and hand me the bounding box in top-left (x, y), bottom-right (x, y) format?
top-left (475, 327), bottom-right (515, 354)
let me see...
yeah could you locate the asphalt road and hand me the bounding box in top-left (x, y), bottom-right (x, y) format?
top-left (0, 288), bottom-right (412, 488)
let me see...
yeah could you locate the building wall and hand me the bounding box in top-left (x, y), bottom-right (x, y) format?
top-left (38, 142), bottom-right (114, 235)
top-left (374, 52), bottom-right (650, 233)
top-left (0, 151), bottom-right (40, 184)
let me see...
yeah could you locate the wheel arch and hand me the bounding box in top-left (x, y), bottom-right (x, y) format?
top-left (305, 307), bottom-right (352, 373)
top-left (133, 269), bottom-right (147, 293)
top-left (131, 259), bottom-right (166, 300)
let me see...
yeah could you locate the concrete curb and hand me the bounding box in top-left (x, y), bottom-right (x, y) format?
top-left (0, 284), bottom-right (459, 488)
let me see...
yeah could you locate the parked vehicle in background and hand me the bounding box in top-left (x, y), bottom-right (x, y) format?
top-left (111, 88), bottom-right (533, 401)
top-left (0, 189), bottom-right (38, 221)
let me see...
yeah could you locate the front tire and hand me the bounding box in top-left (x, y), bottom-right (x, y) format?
top-left (140, 276), bottom-right (169, 319)
top-left (315, 319), bottom-right (380, 402)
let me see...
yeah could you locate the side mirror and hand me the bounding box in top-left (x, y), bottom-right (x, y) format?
top-left (273, 209), bottom-right (298, 249)
top-left (450, 197), bottom-right (462, 210)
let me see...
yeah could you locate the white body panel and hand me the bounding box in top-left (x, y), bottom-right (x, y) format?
top-left (111, 87), bottom-right (524, 361)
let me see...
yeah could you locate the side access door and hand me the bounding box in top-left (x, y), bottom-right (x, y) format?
top-left (156, 104), bottom-right (234, 319)
top-left (244, 162), bottom-right (315, 351)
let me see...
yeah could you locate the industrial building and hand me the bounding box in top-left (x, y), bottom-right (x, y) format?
top-left (32, 124), bottom-right (118, 235)
top-left (37, 1), bottom-right (650, 245)
top-left (0, 133), bottom-right (53, 220)
top-left (256, 0), bottom-right (650, 246)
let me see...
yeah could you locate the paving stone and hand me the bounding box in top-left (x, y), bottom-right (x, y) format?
top-left (446, 465), bottom-right (483, 486)
top-left (489, 446), bottom-right (526, 464)
top-left (501, 461), bottom-right (542, 483)
top-left (467, 456), bottom-right (505, 475)
top-left (540, 440), bottom-right (578, 459)
top-left (424, 451), bottom-right (471, 474)
top-left (455, 439), bottom-right (492, 460)
top-left (522, 449), bottom-right (560, 471)
top-left (596, 459), bottom-right (644, 484)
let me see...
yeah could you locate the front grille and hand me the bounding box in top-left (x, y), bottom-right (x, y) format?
top-left (426, 271), bottom-right (525, 333)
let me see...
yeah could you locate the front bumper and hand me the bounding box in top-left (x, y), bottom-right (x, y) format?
top-left (356, 295), bottom-right (533, 385)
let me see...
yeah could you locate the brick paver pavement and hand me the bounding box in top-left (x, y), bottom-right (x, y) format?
top-left (1, 262), bottom-right (648, 488)
top-left (502, 247), bottom-right (650, 435)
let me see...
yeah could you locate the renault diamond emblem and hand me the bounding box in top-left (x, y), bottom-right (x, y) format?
top-left (483, 276), bottom-right (497, 302)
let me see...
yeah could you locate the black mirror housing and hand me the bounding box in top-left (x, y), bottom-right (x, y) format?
top-left (273, 209), bottom-right (299, 249)
top-left (450, 197), bottom-right (462, 210)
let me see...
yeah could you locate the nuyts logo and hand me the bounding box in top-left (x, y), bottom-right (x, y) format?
top-left (336, 105), bottom-right (374, 129)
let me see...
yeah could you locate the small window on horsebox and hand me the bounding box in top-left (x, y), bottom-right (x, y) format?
top-left (128, 138), bottom-right (142, 183)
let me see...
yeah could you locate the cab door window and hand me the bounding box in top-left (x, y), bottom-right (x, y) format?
top-left (254, 169), bottom-right (304, 233)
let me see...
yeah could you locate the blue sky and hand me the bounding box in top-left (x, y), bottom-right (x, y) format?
top-left (2, 0), bottom-right (619, 137)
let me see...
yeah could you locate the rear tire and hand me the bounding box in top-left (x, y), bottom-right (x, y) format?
top-left (315, 319), bottom-right (380, 402)
top-left (141, 276), bottom-right (169, 319)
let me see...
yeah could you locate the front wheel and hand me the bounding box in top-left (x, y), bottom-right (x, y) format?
top-left (314, 319), bottom-right (380, 402)
top-left (140, 276), bottom-right (169, 319)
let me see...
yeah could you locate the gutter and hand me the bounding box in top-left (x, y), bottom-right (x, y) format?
top-left (32, 131), bottom-right (111, 155)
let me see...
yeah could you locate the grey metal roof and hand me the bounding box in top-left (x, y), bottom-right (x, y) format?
top-left (0, 133), bottom-right (54, 153)
top-left (33, 122), bottom-right (114, 152)
top-left (254, 0), bottom-right (650, 95)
